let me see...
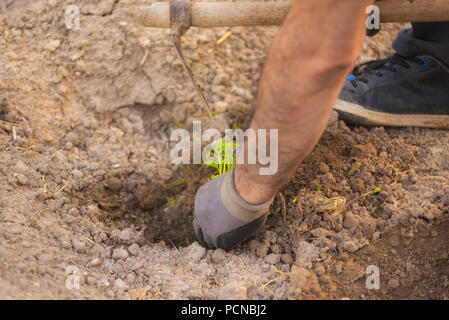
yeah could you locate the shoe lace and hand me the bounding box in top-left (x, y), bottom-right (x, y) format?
top-left (349, 54), bottom-right (426, 88)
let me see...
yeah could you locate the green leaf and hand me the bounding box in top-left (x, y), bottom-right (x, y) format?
top-left (166, 197), bottom-right (175, 207)
top-left (202, 140), bottom-right (239, 179)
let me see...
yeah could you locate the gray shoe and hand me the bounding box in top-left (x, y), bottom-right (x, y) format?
top-left (335, 54), bottom-right (449, 129)
top-left (193, 171), bottom-right (273, 251)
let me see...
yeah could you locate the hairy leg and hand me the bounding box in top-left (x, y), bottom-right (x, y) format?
top-left (235, 0), bottom-right (374, 204)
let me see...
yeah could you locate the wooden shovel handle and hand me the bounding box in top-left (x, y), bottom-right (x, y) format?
top-left (134, 0), bottom-right (449, 29)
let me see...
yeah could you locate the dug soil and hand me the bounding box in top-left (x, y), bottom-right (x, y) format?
top-left (0, 0), bottom-right (448, 299)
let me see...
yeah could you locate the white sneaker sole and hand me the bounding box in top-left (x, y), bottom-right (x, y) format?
top-left (334, 99), bottom-right (449, 129)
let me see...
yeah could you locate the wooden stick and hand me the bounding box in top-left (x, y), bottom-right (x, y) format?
top-left (380, 0), bottom-right (449, 22)
top-left (134, 0), bottom-right (449, 28)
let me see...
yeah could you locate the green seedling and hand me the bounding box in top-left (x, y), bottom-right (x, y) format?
top-left (202, 139), bottom-right (238, 179)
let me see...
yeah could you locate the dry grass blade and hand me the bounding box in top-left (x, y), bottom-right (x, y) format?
top-left (316, 196), bottom-right (347, 214)
top-left (217, 30), bottom-right (232, 44)
top-left (132, 287), bottom-right (151, 300)
top-left (315, 187), bottom-right (381, 215)
top-left (11, 125), bottom-right (17, 143)
top-left (55, 181), bottom-right (68, 196)
top-left (279, 193), bottom-right (287, 225)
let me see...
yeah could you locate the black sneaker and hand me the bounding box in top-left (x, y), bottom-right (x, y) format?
top-left (335, 54), bottom-right (449, 129)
